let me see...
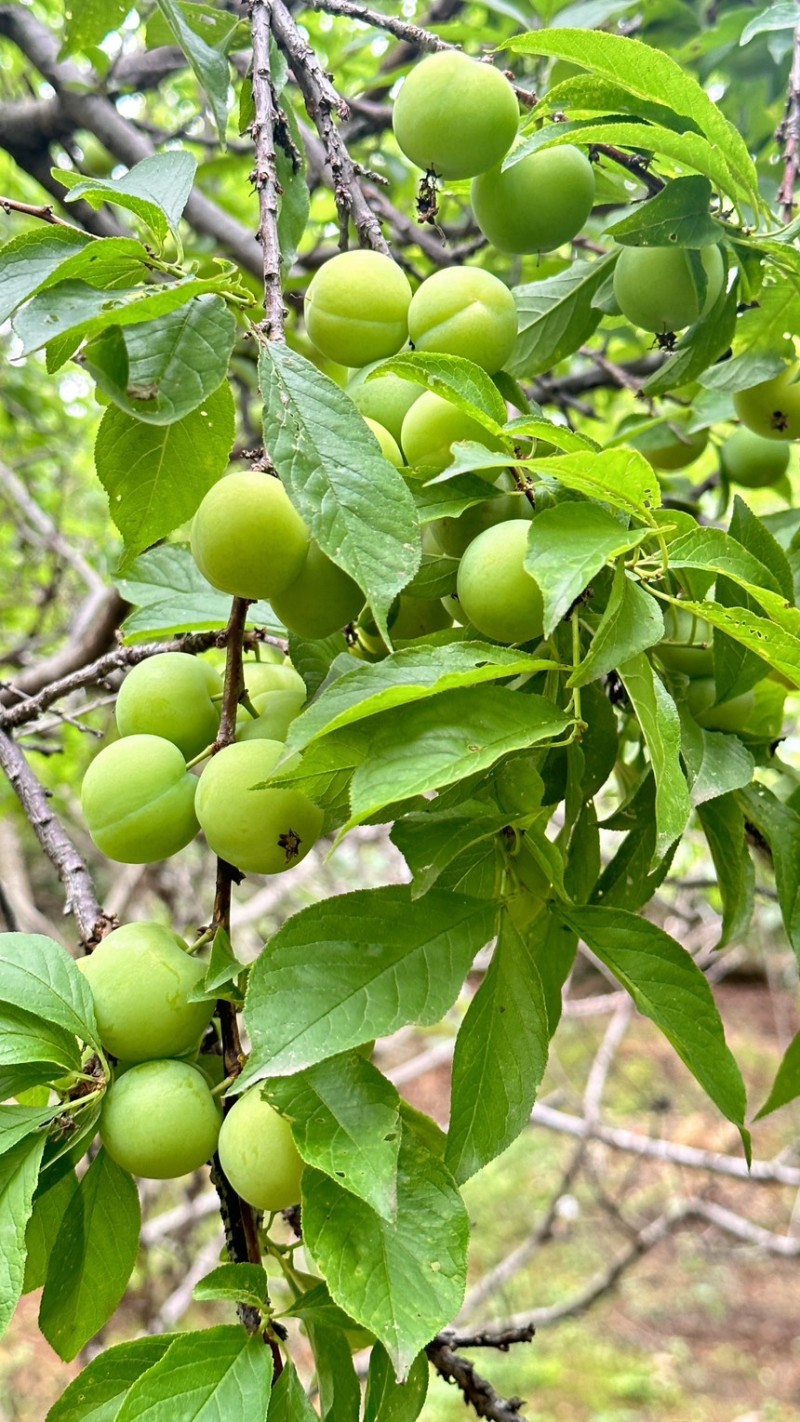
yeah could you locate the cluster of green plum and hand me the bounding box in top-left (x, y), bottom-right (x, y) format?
top-left (81, 647), bottom-right (323, 875)
top-left (76, 920), bottom-right (303, 1203)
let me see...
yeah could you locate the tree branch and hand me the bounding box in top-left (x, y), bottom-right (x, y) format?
top-left (0, 195), bottom-right (82, 229)
top-left (426, 1339), bottom-right (529, 1420)
top-left (777, 21), bottom-right (800, 221)
top-left (250, 0), bottom-right (287, 339)
top-left (309, 0), bottom-right (453, 50)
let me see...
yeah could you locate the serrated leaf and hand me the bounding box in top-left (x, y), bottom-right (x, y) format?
top-left (95, 380), bottom-right (235, 560)
top-left (0, 935), bottom-right (98, 1049)
top-left (347, 687), bottom-right (570, 828)
top-left (0, 1003), bottom-right (81, 1074)
top-left (605, 176), bottom-right (722, 247)
top-left (193, 1263), bottom-right (268, 1310)
top-left (363, 1345), bottom-right (429, 1422)
top-left (155, 0), bottom-right (231, 139)
top-left (376, 352), bottom-right (507, 428)
top-left (305, 1322), bottom-right (361, 1422)
top-left (0, 228), bottom-right (91, 325)
top-left (260, 344), bottom-right (419, 641)
top-left (39, 1151), bottom-right (141, 1361)
top-left (63, 0), bottom-right (132, 52)
top-left (116, 1326), bottom-right (273, 1420)
top-left (0, 1134), bottom-right (46, 1338)
top-left (737, 782), bottom-right (800, 959)
top-left (697, 795), bottom-right (754, 948)
top-left (45, 1336), bottom-right (177, 1422)
top-left (619, 653), bottom-right (691, 856)
top-left (267, 1362), bottom-right (317, 1422)
top-left (114, 545), bottom-right (277, 642)
top-left (559, 905), bottom-right (749, 1149)
top-left (391, 802), bottom-right (512, 899)
top-left (570, 565), bottom-right (664, 687)
top-left (0, 1104), bottom-right (62, 1157)
top-left (446, 914), bottom-right (549, 1185)
top-left (754, 1031), bottom-right (800, 1119)
top-left (302, 1119), bottom-right (468, 1380)
top-left (64, 151), bottom-right (197, 242)
top-left (23, 1169), bottom-right (77, 1297)
top-left (681, 721), bottom-right (754, 807)
top-left (525, 448), bottom-right (660, 519)
top-left (239, 887), bottom-right (497, 1085)
top-left (741, 2), bottom-right (800, 44)
top-left (509, 257), bottom-right (614, 379)
top-left (14, 274), bottom-right (230, 359)
top-left (263, 1053), bottom-right (400, 1219)
top-left (668, 598), bottom-right (800, 688)
top-left (525, 503), bottom-right (651, 636)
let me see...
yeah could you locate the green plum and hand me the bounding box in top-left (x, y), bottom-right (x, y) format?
top-left (391, 595), bottom-right (453, 640)
top-left (191, 471), bottom-right (310, 601)
top-left (304, 251), bottom-right (412, 368)
top-left (431, 473), bottom-right (533, 557)
top-left (238, 689), bottom-right (306, 742)
top-left (195, 740), bottom-right (323, 874)
top-left (401, 390), bottom-right (504, 472)
top-left (629, 414), bottom-right (708, 472)
top-left (270, 542), bottom-right (363, 639)
top-left (456, 519), bottom-right (544, 644)
top-left (720, 426), bottom-right (791, 485)
top-left (242, 661), bottom-right (306, 701)
top-left (613, 243), bottom-right (724, 334)
top-left (364, 418), bottom-right (403, 467)
top-left (471, 145), bottom-right (595, 254)
top-left (81, 735), bottom-right (198, 864)
top-left (100, 1059), bottom-right (221, 1179)
top-left (657, 607), bottom-right (714, 677)
top-left (346, 362), bottom-right (422, 447)
top-left (733, 367), bottom-right (800, 440)
top-left (684, 677), bottom-right (757, 731)
top-left (218, 1087), bottom-right (304, 1211)
top-left (115, 652), bottom-right (222, 760)
top-left (81, 922), bottom-right (213, 1063)
top-left (392, 51), bottom-right (519, 180)
top-left (407, 267), bottom-right (518, 374)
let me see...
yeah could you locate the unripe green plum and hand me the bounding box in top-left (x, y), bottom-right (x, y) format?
top-left (191, 471), bottom-right (310, 601)
top-left (364, 418), bottom-right (403, 467)
top-left (115, 653), bottom-right (222, 760)
top-left (391, 595), bottom-right (453, 640)
top-left (392, 51), bottom-right (519, 180)
top-left (347, 363), bottom-right (422, 447)
top-left (684, 677), bottom-right (756, 731)
top-left (100, 1059), bottom-right (221, 1179)
top-left (408, 268), bottom-right (518, 374)
top-left (81, 735), bottom-right (198, 864)
top-left (81, 922), bottom-right (213, 1063)
top-left (629, 414), bottom-right (708, 472)
top-left (270, 541), bottom-right (364, 640)
top-left (243, 661), bottom-right (306, 701)
top-left (431, 474), bottom-right (533, 557)
top-left (613, 243), bottom-right (724, 334)
top-left (720, 426), bottom-right (791, 485)
top-left (657, 607), bottom-right (714, 677)
top-left (196, 740), bottom-right (323, 874)
top-left (401, 391), bottom-right (504, 472)
top-left (238, 688), bottom-right (306, 742)
top-left (733, 367), bottom-right (800, 440)
top-left (305, 252), bottom-right (412, 368)
top-left (471, 145), bottom-right (595, 254)
top-left (218, 1087), bottom-right (304, 1211)
top-left (457, 520), bottom-right (544, 644)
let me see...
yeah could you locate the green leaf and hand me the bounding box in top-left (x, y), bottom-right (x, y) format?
top-left (0, 227), bottom-right (92, 324)
top-left (63, 151), bottom-right (198, 243)
top-left (239, 887), bottom-right (497, 1085)
top-left (391, 802), bottom-right (512, 899)
top-left (0, 1134), bottom-right (47, 1339)
top-left (0, 1104), bottom-right (62, 1157)
top-left (305, 1322), bottom-right (361, 1422)
top-left (737, 782), bottom-right (800, 959)
top-left (668, 598), bottom-right (800, 688)
top-left (114, 545), bottom-right (277, 642)
top-left (754, 1031), bottom-right (800, 1119)
top-left (526, 448), bottom-right (660, 520)
top-left (23, 1169), bottom-right (77, 1296)
top-left (682, 722), bottom-right (754, 807)
top-left (83, 295), bottom-right (237, 425)
top-left (604, 176), bottom-right (723, 247)
top-left (288, 643), bottom-right (557, 751)
top-left (264, 1053), bottom-right (400, 1220)
top-left (116, 1326), bottom-right (273, 1420)
top-left (377, 352), bottom-right (507, 427)
top-left (284, 1279), bottom-right (373, 1344)
top-left (347, 687), bottom-right (570, 828)
top-left (740, 2), bottom-right (800, 44)
top-left (155, 0), bottom-right (231, 140)
top-left (525, 503), bottom-right (651, 636)
top-left (15, 275), bottom-right (231, 360)
top-left (570, 565), bottom-right (664, 687)
top-left (302, 1118), bottom-right (468, 1380)
top-left (193, 1263), bottom-right (268, 1311)
top-left (363, 1345), bottom-right (429, 1422)
top-left (619, 654), bottom-right (691, 856)
top-left (39, 1150), bottom-right (141, 1362)
top-left (0, 934), bottom-right (98, 1049)
top-left (0, 1002), bottom-right (81, 1074)
top-left (446, 913), bottom-right (549, 1185)
top-left (697, 795), bottom-right (754, 948)
top-left (729, 495), bottom-right (794, 603)
top-left (63, 0), bottom-right (132, 51)
top-left (95, 380), bottom-right (235, 561)
top-left (509, 257), bottom-right (614, 379)
top-left (260, 344), bottom-right (419, 642)
top-left (45, 1337), bottom-right (177, 1422)
top-left (267, 1362), bottom-right (317, 1422)
top-left (559, 905), bottom-right (749, 1147)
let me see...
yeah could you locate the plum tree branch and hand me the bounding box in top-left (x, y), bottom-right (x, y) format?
top-left (0, 195), bottom-right (82, 229)
top-left (309, 0), bottom-right (453, 50)
top-left (250, 0), bottom-right (287, 340)
top-left (777, 20), bottom-right (800, 221)
top-left (425, 1338), bottom-right (530, 1420)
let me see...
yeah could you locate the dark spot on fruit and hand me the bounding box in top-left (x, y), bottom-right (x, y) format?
top-left (278, 828), bottom-right (302, 862)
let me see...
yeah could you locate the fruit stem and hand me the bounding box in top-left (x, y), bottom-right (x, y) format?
top-left (185, 744), bottom-right (215, 771)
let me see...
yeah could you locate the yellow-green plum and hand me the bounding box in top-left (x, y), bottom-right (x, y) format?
top-left (364, 418), bottom-right (403, 467)
top-left (205, 644), bottom-right (284, 677)
top-left (81, 735), bottom-right (198, 863)
top-left (684, 677), bottom-right (757, 732)
top-left (471, 145), bottom-right (595, 254)
top-left (657, 606), bottom-right (714, 677)
top-left (81, 922), bottom-right (213, 1062)
top-left (401, 391), bottom-right (504, 472)
top-left (733, 367), bottom-right (800, 440)
top-left (238, 689), bottom-right (306, 743)
top-left (243, 661), bottom-right (306, 701)
top-left (613, 243), bottom-right (724, 334)
top-left (431, 473), bottom-right (533, 557)
top-left (270, 542), bottom-right (363, 639)
top-left (100, 1059), bottom-right (221, 1179)
top-left (191, 471), bottom-right (309, 601)
top-left (218, 1088), bottom-right (304, 1210)
top-left (115, 653), bottom-right (222, 761)
top-left (391, 595), bottom-right (453, 640)
top-left (196, 740), bottom-right (323, 874)
top-left (720, 426), bottom-right (791, 485)
top-left (346, 362), bottom-right (421, 447)
top-left (305, 251), bottom-right (412, 368)
top-left (630, 414), bottom-right (708, 472)
top-left (408, 267), bottom-right (518, 374)
top-left (392, 51), bottom-right (519, 180)
top-left (457, 520), bottom-right (544, 644)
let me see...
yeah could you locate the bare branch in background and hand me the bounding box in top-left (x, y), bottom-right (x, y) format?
top-left (426, 1337), bottom-right (530, 1420)
top-left (250, 0), bottom-right (288, 340)
top-left (777, 23), bottom-right (800, 221)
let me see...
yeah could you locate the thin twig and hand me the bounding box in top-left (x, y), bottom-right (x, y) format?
top-left (777, 20), bottom-right (800, 221)
top-left (0, 194), bottom-right (83, 229)
top-left (250, 0), bottom-right (287, 340)
top-left (309, 0), bottom-right (453, 50)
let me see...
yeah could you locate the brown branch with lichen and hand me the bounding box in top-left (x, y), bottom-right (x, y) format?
top-left (250, 0), bottom-right (288, 340)
top-left (426, 1336), bottom-right (531, 1420)
top-left (777, 20), bottom-right (800, 222)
